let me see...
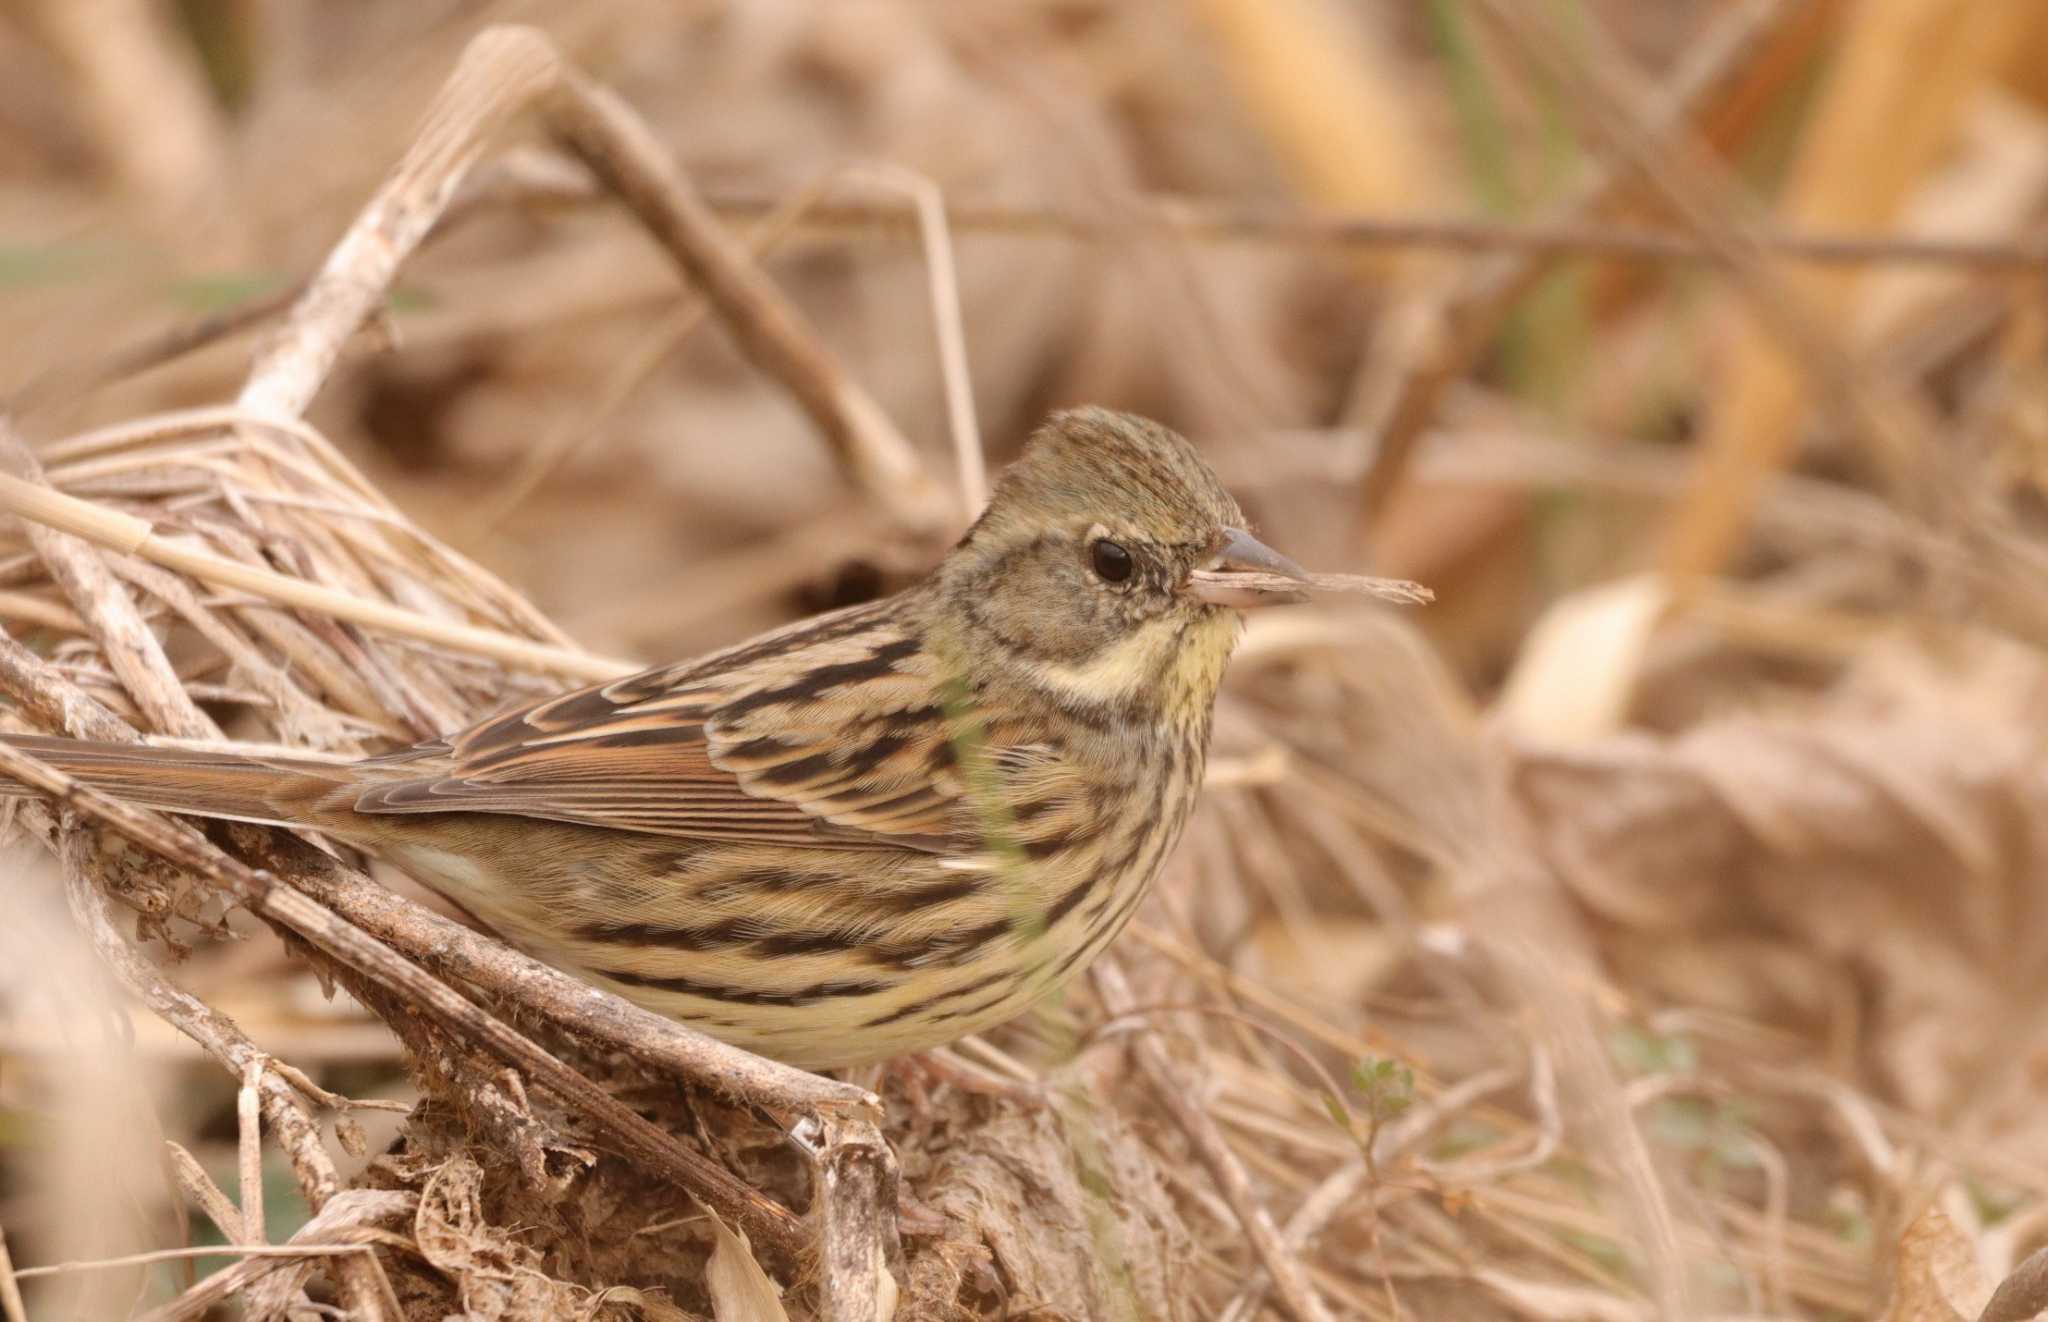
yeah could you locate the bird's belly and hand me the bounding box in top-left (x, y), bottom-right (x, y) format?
top-left (560, 849), bottom-right (1161, 1070)
top-left (378, 801), bottom-right (1185, 1071)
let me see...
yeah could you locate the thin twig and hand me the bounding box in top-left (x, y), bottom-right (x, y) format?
top-left (539, 53), bottom-right (953, 538)
top-left (237, 29), bottom-right (558, 422)
top-left (1219, 1066), bottom-right (1521, 1322)
top-left (9, 281), bottom-right (304, 415)
top-left (839, 165), bottom-right (986, 516)
top-left (135, 1191), bottom-right (415, 1322)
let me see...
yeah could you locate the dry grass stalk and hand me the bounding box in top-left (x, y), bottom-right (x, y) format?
top-left (134, 1191), bottom-right (416, 1322)
top-left (1188, 568), bottom-right (1434, 605)
top-left (482, 167), bottom-right (2048, 271)
top-left (1093, 957), bottom-right (1337, 1322)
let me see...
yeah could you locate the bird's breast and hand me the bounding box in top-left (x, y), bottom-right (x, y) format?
top-left (383, 721), bottom-right (1209, 1071)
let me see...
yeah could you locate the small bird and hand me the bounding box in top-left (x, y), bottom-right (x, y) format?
top-left (3, 409), bottom-right (1307, 1069)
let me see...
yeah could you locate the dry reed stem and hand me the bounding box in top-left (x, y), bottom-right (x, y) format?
top-left (235, 28), bottom-right (558, 423)
top-left (840, 164), bottom-right (986, 517)
top-left (1, 432), bottom-right (216, 741)
top-left (231, 19), bottom-right (947, 540)
top-left (11, 1242), bottom-right (379, 1280)
top-left (105, 555), bottom-right (349, 747)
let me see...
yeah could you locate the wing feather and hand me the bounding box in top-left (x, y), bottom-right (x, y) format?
top-left (349, 600), bottom-right (983, 853)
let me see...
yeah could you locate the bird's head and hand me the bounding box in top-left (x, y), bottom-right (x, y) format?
top-left (936, 407), bottom-right (1306, 718)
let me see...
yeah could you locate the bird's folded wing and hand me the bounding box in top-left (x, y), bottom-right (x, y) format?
top-left (350, 618), bottom-right (984, 853)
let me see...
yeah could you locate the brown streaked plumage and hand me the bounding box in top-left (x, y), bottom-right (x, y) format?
top-left (1, 408), bottom-right (1307, 1068)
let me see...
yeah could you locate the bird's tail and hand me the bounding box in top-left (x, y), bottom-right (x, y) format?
top-left (0, 733), bottom-right (362, 830)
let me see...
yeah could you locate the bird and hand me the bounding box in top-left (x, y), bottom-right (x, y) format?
top-left (0, 408), bottom-right (1308, 1069)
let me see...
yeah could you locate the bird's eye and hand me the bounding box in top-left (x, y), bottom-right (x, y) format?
top-left (1090, 538), bottom-right (1134, 583)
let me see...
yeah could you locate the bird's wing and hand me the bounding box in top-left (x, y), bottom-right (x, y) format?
top-left (350, 603), bottom-right (991, 852)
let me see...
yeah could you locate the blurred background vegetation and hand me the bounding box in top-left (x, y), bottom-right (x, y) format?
top-left (6, 1), bottom-right (2048, 1318)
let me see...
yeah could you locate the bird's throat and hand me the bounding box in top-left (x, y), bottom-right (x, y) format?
top-left (1015, 608), bottom-right (1241, 729)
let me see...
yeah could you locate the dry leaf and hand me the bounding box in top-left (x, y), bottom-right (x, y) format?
top-left (1515, 634), bottom-right (2048, 1113)
top-left (1499, 575), bottom-right (1670, 742)
top-left (1884, 1202), bottom-right (1989, 1321)
top-left (703, 1208), bottom-right (791, 1322)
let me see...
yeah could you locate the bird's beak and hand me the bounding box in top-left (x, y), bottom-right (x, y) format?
top-left (1182, 527), bottom-right (1311, 609)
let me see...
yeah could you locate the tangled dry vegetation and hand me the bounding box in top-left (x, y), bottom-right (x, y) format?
top-left (4, 2), bottom-right (2048, 1319)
